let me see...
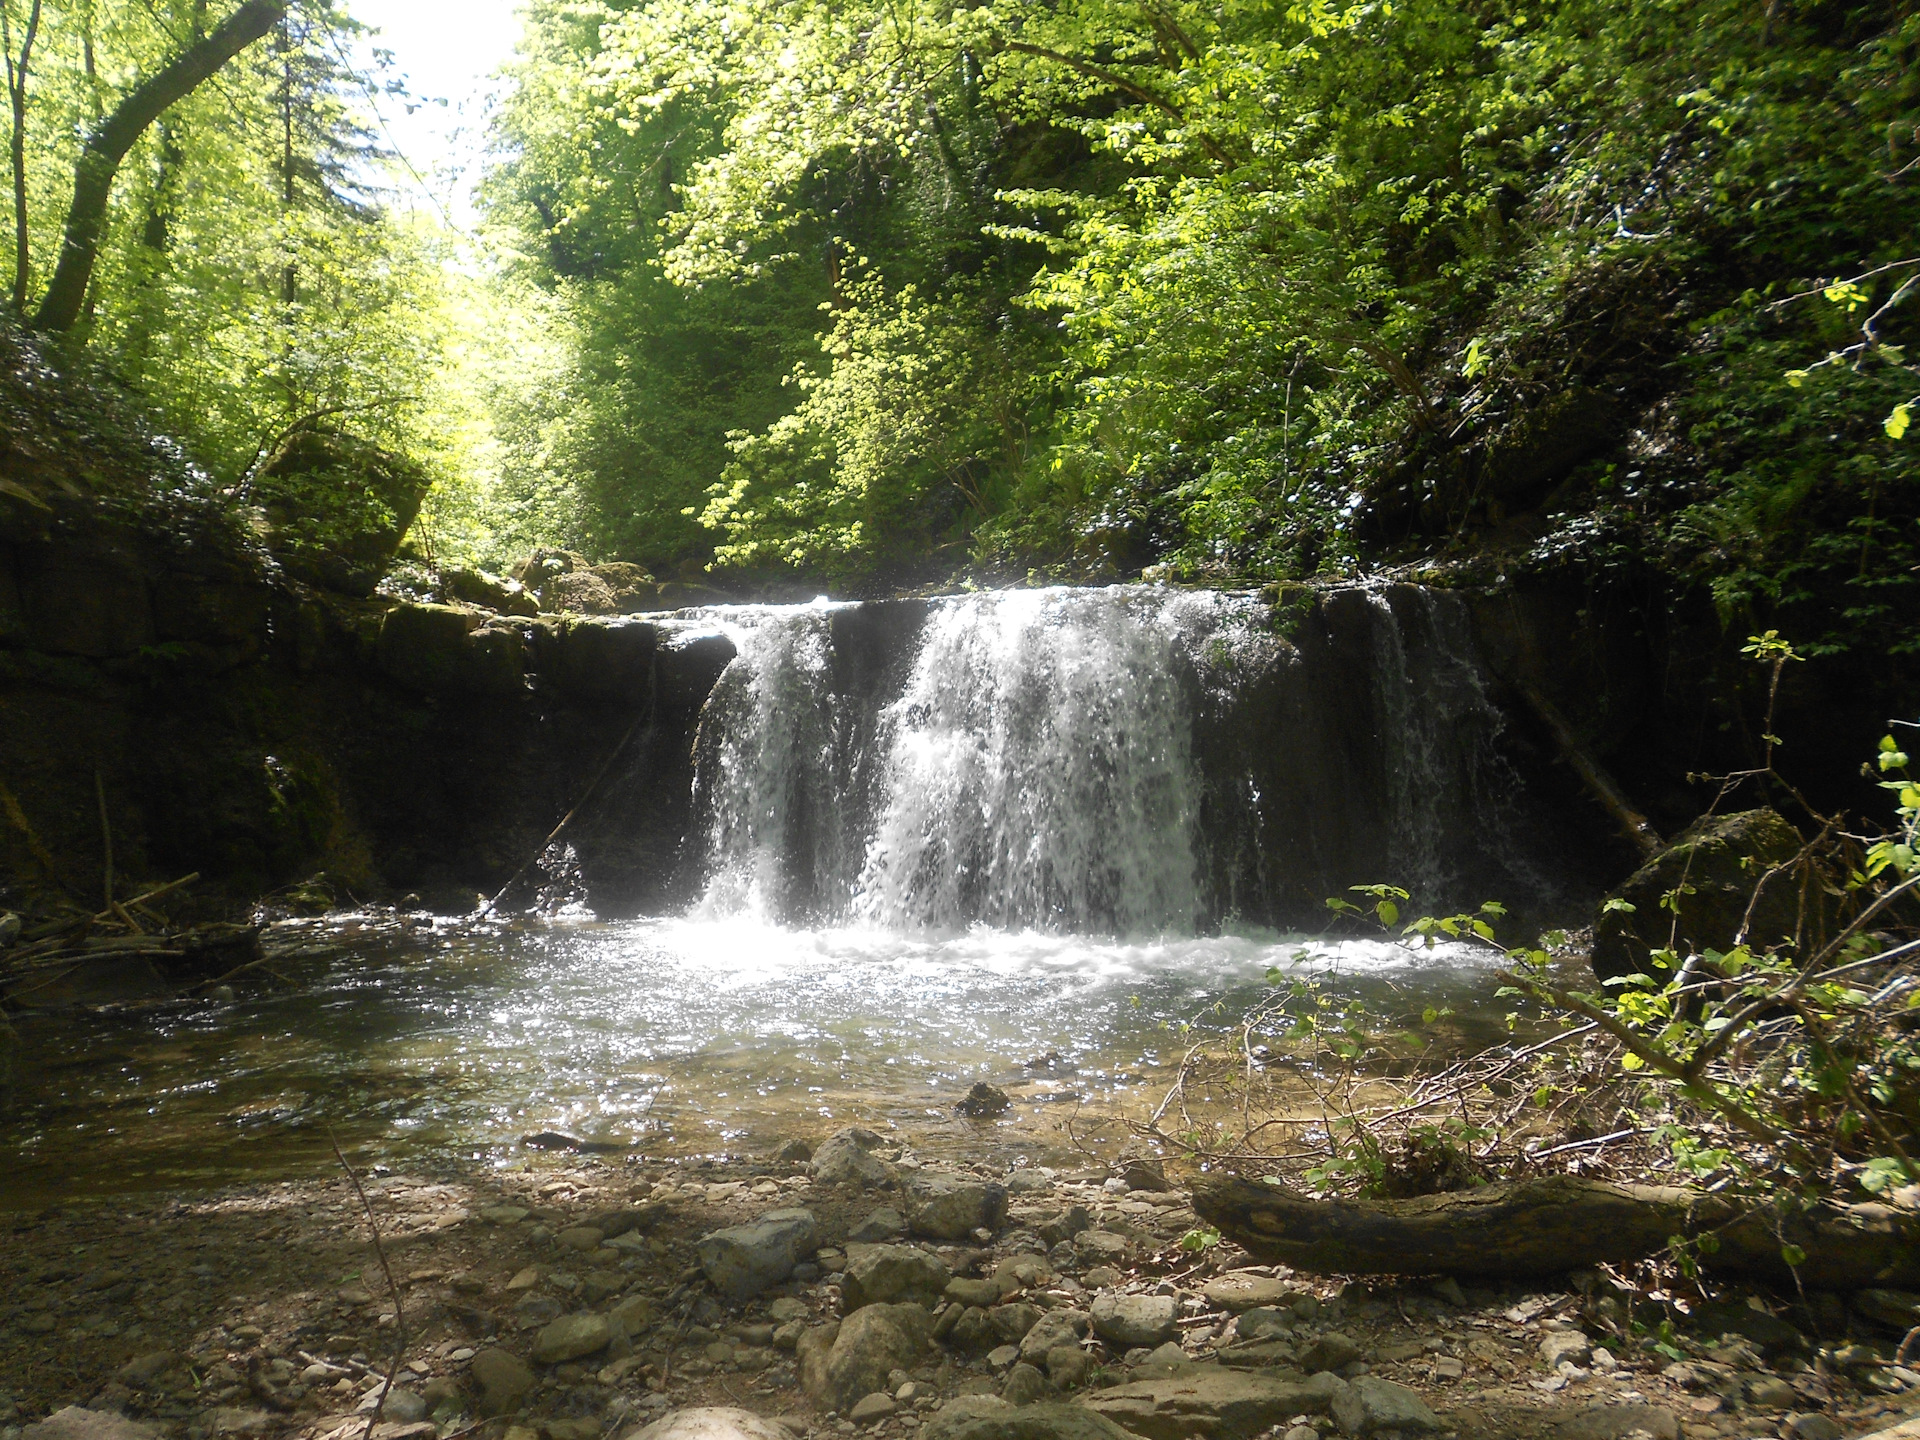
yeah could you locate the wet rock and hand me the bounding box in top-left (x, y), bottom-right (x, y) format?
top-left (532, 1313), bottom-right (612, 1364)
top-left (804, 1304), bottom-right (933, 1412)
top-left (908, 1173), bottom-right (1009, 1240)
top-left (1786, 1415), bottom-right (1845, 1440)
top-left (1330, 1376), bottom-right (1441, 1436)
top-left (1020, 1309), bottom-right (1092, 1365)
top-left (1083, 1369), bottom-right (1346, 1440)
top-left (841, 1244), bottom-right (951, 1311)
top-left (482, 1206), bottom-right (532, 1225)
top-left (1004, 1363), bottom-right (1051, 1406)
top-left (626, 1407), bottom-right (797, 1440)
top-left (695, 1208), bottom-right (818, 1300)
top-left (1091, 1293), bottom-right (1178, 1350)
top-left (774, 1138), bottom-right (814, 1163)
top-left (1203, 1275), bottom-right (1303, 1313)
top-left (812, 1130), bottom-right (896, 1189)
top-left (921, 1396), bottom-right (1137, 1440)
top-left (0, 913), bottom-right (19, 948)
top-left (956, 1083), bottom-right (1012, 1118)
top-left (1553, 1405), bottom-right (1682, 1440)
top-left (847, 1207), bottom-right (908, 1243)
top-left (21, 1409), bottom-right (160, 1440)
top-left (1592, 808), bottom-right (1804, 982)
top-left (558, 1226), bottom-right (607, 1252)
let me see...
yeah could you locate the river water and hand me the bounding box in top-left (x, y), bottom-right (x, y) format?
top-left (0, 585), bottom-right (1560, 1205)
top-left (0, 916), bottom-right (1505, 1206)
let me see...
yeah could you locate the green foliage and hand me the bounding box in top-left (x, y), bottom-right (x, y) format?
top-left (479, 0), bottom-right (1920, 608)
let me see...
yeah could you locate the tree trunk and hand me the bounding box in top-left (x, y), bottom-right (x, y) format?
top-left (1191, 1174), bottom-right (1920, 1290)
top-left (5, 0), bottom-right (42, 312)
top-left (34, 0), bottom-right (287, 336)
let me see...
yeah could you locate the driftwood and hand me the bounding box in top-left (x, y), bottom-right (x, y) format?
top-left (1192, 1174), bottom-right (1920, 1289)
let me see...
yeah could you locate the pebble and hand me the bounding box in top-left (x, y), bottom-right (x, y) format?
top-left (848, 1394), bottom-right (897, 1425)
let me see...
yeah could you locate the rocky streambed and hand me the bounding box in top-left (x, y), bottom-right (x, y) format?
top-left (3, 1129), bottom-right (1918, 1440)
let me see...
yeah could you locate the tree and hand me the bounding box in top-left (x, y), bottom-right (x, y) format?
top-left (34, 0), bottom-right (287, 336)
top-left (2, 0), bottom-right (41, 311)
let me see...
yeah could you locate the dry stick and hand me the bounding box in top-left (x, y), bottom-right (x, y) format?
top-left (329, 1130), bottom-right (407, 1440)
top-left (94, 770), bottom-right (113, 911)
top-left (479, 703), bottom-right (652, 918)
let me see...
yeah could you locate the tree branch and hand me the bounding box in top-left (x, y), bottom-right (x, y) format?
top-left (35, 0), bottom-right (287, 335)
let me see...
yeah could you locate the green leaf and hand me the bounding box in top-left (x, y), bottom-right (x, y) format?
top-left (1888, 403), bottom-right (1913, 440)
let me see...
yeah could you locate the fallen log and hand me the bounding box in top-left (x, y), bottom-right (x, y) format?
top-left (1191, 1173), bottom-right (1920, 1289)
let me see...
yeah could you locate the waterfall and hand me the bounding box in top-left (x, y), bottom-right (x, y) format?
top-left (679, 584), bottom-right (1563, 935)
top-left (855, 588), bottom-right (1208, 933)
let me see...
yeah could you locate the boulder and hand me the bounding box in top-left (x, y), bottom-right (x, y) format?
top-left (1330, 1376), bottom-right (1441, 1436)
top-left (1122, 1158), bottom-right (1173, 1192)
top-left (1203, 1275), bottom-right (1304, 1313)
top-left (696, 1208), bottom-right (818, 1301)
top-left (376, 604), bottom-right (479, 694)
top-left (532, 1314), bottom-right (612, 1364)
top-left (1019, 1308), bottom-right (1091, 1364)
top-left (849, 1394), bottom-right (898, 1425)
top-left (947, 1277), bottom-right (1009, 1308)
top-left (993, 1303), bottom-right (1047, 1346)
top-left (625, 1408), bottom-right (795, 1440)
top-left (543, 618), bottom-right (657, 705)
top-left (254, 429), bottom-right (429, 596)
top-left (841, 1244), bottom-right (951, 1311)
top-left (1300, 1332), bottom-right (1361, 1373)
top-left (812, 1128), bottom-right (896, 1189)
top-left (908, 1172), bottom-right (1008, 1240)
top-left (846, 1207), bottom-right (908, 1243)
top-left (1082, 1369), bottom-right (1346, 1440)
top-left (803, 1304), bottom-right (933, 1412)
top-left (442, 568), bottom-right (539, 617)
top-left (1091, 1293), bottom-right (1179, 1350)
top-left (1004, 1363), bottom-right (1051, 1405)
top-left (1592, 808), bottom-right (1805, 981)
top-left (956, 1083), bottom-right (1012, 1117)
top-left (1235, 1308), bottom-right (1293, 1341)
top-left (921, 1396), bottom-right (1137, 1440)
top-left (469, 1348), bottom-right (535, 1417)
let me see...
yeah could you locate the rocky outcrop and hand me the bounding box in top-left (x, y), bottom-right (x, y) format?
top-left (1591, 807), bottom-right (1806, 981)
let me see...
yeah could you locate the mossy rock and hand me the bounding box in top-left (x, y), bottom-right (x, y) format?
top-left (255, 430), bottom-right (431, 598)
top-left (1592, 807), bottom-right (1805, 981)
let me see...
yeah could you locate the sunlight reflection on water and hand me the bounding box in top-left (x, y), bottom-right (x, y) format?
top-left (0, 914), bottom-right (1502, 1205)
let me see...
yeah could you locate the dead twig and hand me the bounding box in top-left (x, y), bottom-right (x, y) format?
top-left (329, 1130), bottom-right (407, 1440)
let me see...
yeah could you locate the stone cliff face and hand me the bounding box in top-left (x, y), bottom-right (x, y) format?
top-left (0, 489), bottom-right (738, 912)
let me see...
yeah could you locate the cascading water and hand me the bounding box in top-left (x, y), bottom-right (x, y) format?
top-left (680, 583), bottom-right (1556, 935)
top-left (855, 588), bottom-right (1208, 933)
